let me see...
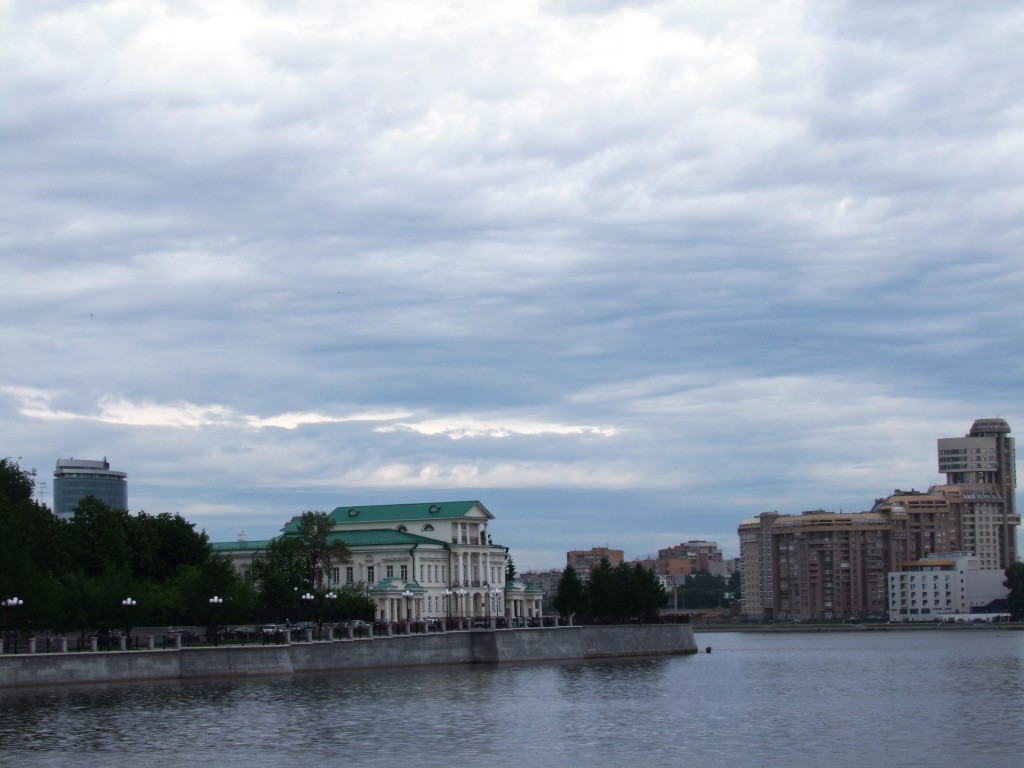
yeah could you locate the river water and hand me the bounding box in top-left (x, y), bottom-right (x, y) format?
top-left (1, 629), bottom-right (1022, 767)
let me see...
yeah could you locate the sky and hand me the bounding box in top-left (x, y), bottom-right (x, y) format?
top-left (2, 0), bottom-right (1022, 571)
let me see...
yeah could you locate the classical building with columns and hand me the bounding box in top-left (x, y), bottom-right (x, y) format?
top-left (214, 500), bottom-right (544, 624)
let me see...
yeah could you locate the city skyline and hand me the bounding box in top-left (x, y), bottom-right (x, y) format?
top-left (3, 2), bottom-right (1023, 571)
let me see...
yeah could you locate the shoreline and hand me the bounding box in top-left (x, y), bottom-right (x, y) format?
top-left (693, 621), bottom-right (1024, 633)
top-left (0, 624), bottom-right (697, 689)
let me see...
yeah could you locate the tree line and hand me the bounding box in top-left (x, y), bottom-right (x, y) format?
top-left (0, 458), bottom-right (372, 638)
top-left (552, 559), bottom-right (668, 622)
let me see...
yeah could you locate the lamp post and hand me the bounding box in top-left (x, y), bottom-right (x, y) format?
top-left (209, 595), bottom-right (223, 645)
top-left (442, 589), bottom-right (452, 630)
top-left (325, 591), bottom-right (337, 639)
top-left (456, 588), bottom-right (468, 628)
top-left (301, 592), bottom-right (315, 640)
top-left (401, 589), bottom-right (414, 630)
top-left (3, 597), bottom-right (23, 654)
top-left (121, 597), bottom-right (137, 648)
top-left (490, 587), bottom-right (503, 629)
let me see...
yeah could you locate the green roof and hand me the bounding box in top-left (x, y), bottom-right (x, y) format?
top-left (281, 500), bottom-right (490, 533)
top-left (211, 540), bottom-right (270, 553)
top-left (325, 529), bottom-right (442, 547)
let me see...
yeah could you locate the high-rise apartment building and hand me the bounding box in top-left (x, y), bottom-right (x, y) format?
top-left (937, 418), bottom-right (1018, 569)
top-left (738, 512), bottom-right (779, 621)
top-left (658, 540), bottom-right (723, 573)
top-left (53, 458), bottom-right (127, 519)
top-left (566, 547), bottom-right (624, 579)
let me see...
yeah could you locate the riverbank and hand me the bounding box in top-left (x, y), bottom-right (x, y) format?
top-left (693, 621), bottom-right (1024, 633)
top-left (0, 623), bottom-right (697, 689)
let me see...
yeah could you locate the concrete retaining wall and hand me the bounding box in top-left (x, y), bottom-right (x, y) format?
top-left (0, 625), bottom-right (696, 689)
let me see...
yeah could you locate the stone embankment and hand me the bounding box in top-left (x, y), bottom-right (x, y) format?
top-left (0, 624), bottom-right (697, 689)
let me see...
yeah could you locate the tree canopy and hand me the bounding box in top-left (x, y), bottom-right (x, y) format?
top-left (0, 457), bottom-right (237, 634)
top-left (553, 558), bottom-right (667, 622)
top-left (1005, 562), bottom-right (1024, 621)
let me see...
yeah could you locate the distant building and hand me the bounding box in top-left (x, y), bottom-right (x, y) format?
top-left (53, 457), bottom-right (127, 519)
top-left (937, 418), bottom-right (1018, 569)
top-left (888, 552), bottom-right (1008, 622)
top-left (658, 540), bottom-right (723, 573)
top-left (214, 500), bottom-right (543, 623)
top-left (738, 512), bottom-right (779, 621)
top-left (635, 556), bottom-right (690, 582)
top-left (567, 547), bottom-right (624, 579)
top-left (519, 569), bottom-right (564, 600)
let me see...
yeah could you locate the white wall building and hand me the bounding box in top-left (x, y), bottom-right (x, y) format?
top-left (887, 552), bottom-right (1008, 622)
top-left (215, 500), bottom-right (544, 624)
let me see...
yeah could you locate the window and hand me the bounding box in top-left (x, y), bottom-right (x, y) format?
top-left (367, 566), bottom-right (375, 583)
top-left (331, 567), bottom-right (340, 585)
top-left (423, 524), bottom-right (434, 532)
top-left (401, 564), bottom-right (408, 580)
top-left (346, 566), bottom-right (354, 584)
top-left (397, 524), bottom-right (407, 532)
top-left (386, 565), bottom-right (394, 578)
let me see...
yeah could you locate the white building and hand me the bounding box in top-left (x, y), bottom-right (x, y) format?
top-left (215, 500), bottom-right (544, 624)
top-left (887, 552), bottom-right (1008, 622)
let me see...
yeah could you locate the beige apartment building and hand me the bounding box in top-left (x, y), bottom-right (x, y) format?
top-left (739, 489), bottom-right (969, 621)
top-left (937, 418), bottom-right (1019, 569)
top-left (738, 512), bottom-right (779, 620)
top-left (566, 547), bottom-right (624, 579)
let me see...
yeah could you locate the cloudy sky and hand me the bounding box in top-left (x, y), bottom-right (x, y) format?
top-left (3, 0), bottom-right (1022, 570)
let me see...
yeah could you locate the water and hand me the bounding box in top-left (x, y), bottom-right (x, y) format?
top-left (1, 629), bottom-right (1022, 767)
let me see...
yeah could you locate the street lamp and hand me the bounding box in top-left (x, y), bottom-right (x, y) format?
top-left (401, 590), bottom-right (414, 623)
top-left (209, 595), bottom-right (224, 645)
top-left (3, 597), bottom-right (23, 654)
top-left (490, 587), bottom-right (503, 628)
top-left (301, 592), bottom-right (315, 639)
top-left (325, 591), bottom-right (337, 638)
top-left (121, 597), bottom-right (137, 647)
top-left (442, 588), bottom-right (452, 629)
top-left (456, 588), bottom-right (468, 627)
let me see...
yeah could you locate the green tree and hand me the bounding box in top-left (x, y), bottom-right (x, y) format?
top-left (295, 511), bottom-right (351, 588)
top-left (505, 554), bottom-right (516, 582)
top-left (727, 570), bottom-right (741, 602)
top-left (587, 558), bottom-right (620, 621)
top-left (66, 496), bottom-right (132, 578)
top-left (680, 571), bottom-right (729, 609)
top-left (625, 562), bottom-right (668, 619)
top-left (553, 564), bottom-right (587, 618)
top-left (252, 537), bottom-right (305, 613)
top-left (1004, 562), bottom-right (1024, 621)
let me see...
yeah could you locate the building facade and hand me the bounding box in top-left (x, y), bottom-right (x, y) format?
top-left (52, 457), bottom-right (127, 519)
top-left (566, 547), bottom-right (624, 579)
top-left (518, 569), bottom-right (564, 601)
top-left (738, 512), bottom-right (779, 621)
top-left (658, 540), bottom-right (723, 574)
top-left (215, 500), bottom-right (544, 624)
top-left (887, 552), bottom-right (1009, 622)
top-left (937, 418), bottom-right (1019, 569)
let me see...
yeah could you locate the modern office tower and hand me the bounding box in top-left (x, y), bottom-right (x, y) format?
top-left (937, 418), bottom-right (1019, 569)
top-left (737, 511), bottom-right (779, 621)
top-left (53, 458), bottom-right (127, 518)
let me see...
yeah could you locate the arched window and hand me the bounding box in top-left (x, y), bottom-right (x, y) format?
top-left (396, 524), bottom-right (407, 532)
top-left (422, 524), bottom-right (434, 531)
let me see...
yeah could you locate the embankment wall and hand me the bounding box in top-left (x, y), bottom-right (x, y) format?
top-left (0, 624), bottom-right (696, 689)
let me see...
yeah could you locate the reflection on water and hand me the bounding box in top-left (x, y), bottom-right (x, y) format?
top-left (1, 631), bottom-right (1023, 767)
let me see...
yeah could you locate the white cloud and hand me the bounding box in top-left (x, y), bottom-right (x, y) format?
top-left (3, 0), bottom-right (1023, 566)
